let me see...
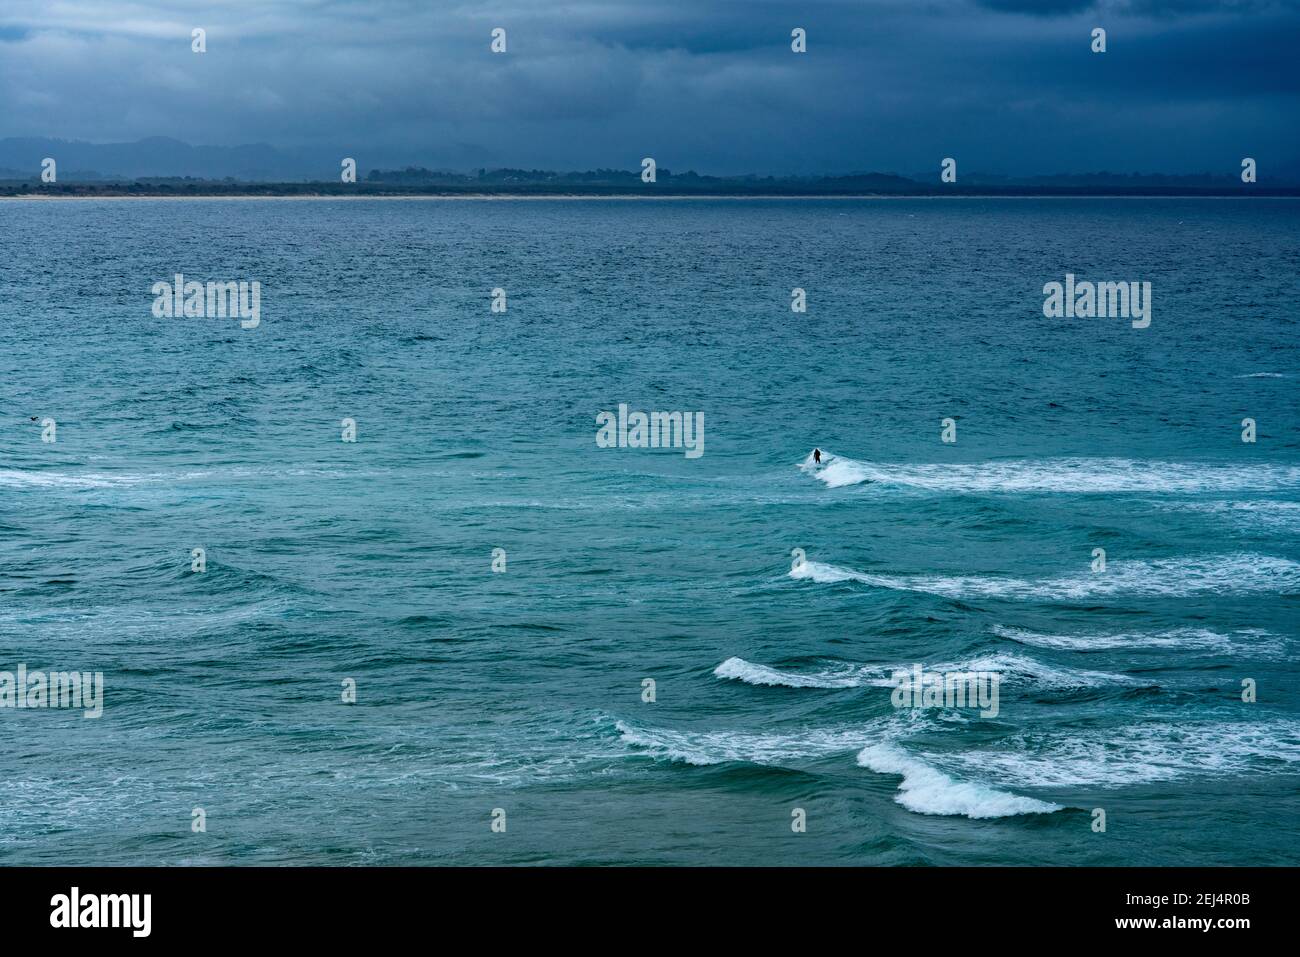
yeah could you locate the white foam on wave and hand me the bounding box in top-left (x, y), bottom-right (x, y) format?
top-left (946, 652), bottom-right (1141, 688)
top-left (714, 653), bottom-right (1138, 691)
top-left (1235, 372), bottom-right (1286, 378)
top-left (613, 713), bottom-right (1300, 817)
top-left (1153, 499), bottom-right (1300, 533)
top-left (0, 601), bottom-right (288, 640)
top-left (0, 465), bottom-right (361, 491)
top-left (856, 744), bottom-right (1062, 818)
top-left (797, 454), bottom-right (1300, 494)
top-left (613, 718), bottom-right (872, 766)
top-left (939, 718), bottom-right (1300, 788)
top-left (614, 715), bottom-right (1060, 818)
top-left (993, 624), bottom-right (1284, 656)
top-left (791, 554), bottom-right (1300, 600)
top-left (0, 469), bottom-right (134, 489)
top-left (714, 656), bottom-right (875, 689)
top-left (798, 451), bottom-right (881, 489)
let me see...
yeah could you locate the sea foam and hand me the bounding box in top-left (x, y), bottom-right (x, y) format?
top-left (939, 718), bottom-right (1300, 788)
top-left (612, 718), bottom-right (871, 766)
top-left (790, 554), bottom-right (1300, 600)
top-left (714, 653), bottom-right (1139, 691)
top-left (992, 625), bottom-right (1284, 656)
top-left (614, 716), bottom-right (1061, 818)
top-left (798, 453), bottom-right (1300, 494)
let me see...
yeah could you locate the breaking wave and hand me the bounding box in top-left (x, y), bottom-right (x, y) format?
top-left (856, 744), bottom-right (1062, 818)
top-left (714, 653), bottom-right (1140, 690)
top-left (613, 716), bottom-right (1062, 818)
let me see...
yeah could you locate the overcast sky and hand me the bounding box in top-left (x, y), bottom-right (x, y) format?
top-left (1, 0), bottom-right (1297, 175)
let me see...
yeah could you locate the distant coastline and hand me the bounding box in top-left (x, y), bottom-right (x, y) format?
top-left (4, 184), bottom-right (1297, 199)
top-left (4, 156), bottom-right (1293, 198)
top-left (5, 191), bottom-right (1294, 200)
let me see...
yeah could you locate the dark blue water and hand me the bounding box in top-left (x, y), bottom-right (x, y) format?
top-left (1, 197), bottom-right (1297, 864)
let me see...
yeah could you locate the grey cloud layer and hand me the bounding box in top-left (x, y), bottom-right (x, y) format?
top-left (1, 0), bottom-right (1296, 174)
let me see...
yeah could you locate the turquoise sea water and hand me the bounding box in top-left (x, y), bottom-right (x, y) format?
top-left (1, 197), bottom-right (1297, 865)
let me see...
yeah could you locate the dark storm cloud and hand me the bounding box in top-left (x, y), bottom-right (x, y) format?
top-left (976, 0), bottom-right (1298, 14)
top-left (0, 0), bottom-right (1296, 176)
top-left (977, 0), bottom-right (1098, 14)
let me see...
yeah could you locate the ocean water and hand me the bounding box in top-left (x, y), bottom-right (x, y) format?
top-left (0, 196), bottom-right (1297, 865)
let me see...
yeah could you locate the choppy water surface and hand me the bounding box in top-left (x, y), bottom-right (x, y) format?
top-left (1, 197), bottom-right (1297, 864)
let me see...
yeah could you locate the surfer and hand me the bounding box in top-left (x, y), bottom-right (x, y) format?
top-left (812, 448), bottom-right (823, 466)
